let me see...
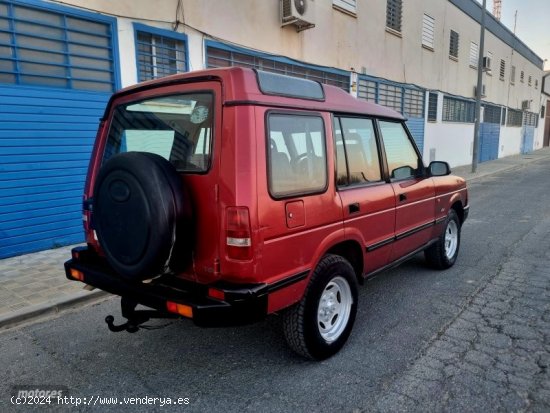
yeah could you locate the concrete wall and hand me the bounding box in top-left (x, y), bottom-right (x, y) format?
top-left (499, 127), bottom-right (522, 158)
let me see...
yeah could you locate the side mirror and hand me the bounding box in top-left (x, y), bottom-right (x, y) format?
top-left (429, 161), bottom-right (451, 176)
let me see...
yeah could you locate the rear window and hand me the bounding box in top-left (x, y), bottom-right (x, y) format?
top-left (267, 113), bottom-right (327, 198)
top-left (103, 93), bottom-right (213, 172)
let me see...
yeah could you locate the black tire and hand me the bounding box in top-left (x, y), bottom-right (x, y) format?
top-left (93, 152), bottom-right (192, 280)
top-left (425, 209), bottom-right (461, 270)
top-left (282, 254), bottom-right (358, 360)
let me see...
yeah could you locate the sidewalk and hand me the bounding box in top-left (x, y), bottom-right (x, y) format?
top-left (1, 147), bottom-right (550, 329)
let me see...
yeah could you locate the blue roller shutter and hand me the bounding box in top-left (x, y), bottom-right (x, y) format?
top-left (0, 0), bottom-right (119, 258)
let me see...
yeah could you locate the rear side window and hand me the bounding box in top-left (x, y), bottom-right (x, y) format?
top-left (335, 117), bottom-right (382, 186)
top-left (378, 121), bottom-right (420, 179)
top-left (267, 114), bottom-right (327, 198)
top-left (104, 93), bottom-right (213, 172)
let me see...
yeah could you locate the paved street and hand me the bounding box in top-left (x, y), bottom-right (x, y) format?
top-left (1, 158), bottom-right (550, 412)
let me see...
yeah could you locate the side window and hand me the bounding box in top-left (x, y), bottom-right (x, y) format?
top-left (267, 114), bottom-right (327, 197)
top-left (335, 117), bottom-right (382, 186)
top-left (378, 121), bottom-right (420, 179)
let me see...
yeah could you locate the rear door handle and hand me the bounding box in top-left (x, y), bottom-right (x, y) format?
top-left (349, 203), bottom-right (360, 214)
top-left (399, 193), bottom-right (407, 202)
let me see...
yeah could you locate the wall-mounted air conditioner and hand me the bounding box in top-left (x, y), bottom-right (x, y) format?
top-left (482, 56), bottom-right (492, 72)
top-left (521, 100), bottom-right (531, 110)
top-left (474, 84), bottom-right (486, 98)
top-left (281, 0), bottom-right (315, 32)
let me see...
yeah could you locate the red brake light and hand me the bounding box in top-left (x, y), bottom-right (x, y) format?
top-left (226, 207), bottom-right (252, 260)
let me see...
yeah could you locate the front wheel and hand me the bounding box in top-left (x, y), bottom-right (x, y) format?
top-left (282, 254), bottom-right (358, 360)
top-left (425, 209), bottom-right (461, 269)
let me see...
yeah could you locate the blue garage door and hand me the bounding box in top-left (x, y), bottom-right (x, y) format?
top-left (0, 0), bottom-right (119, 258)
top-left (358, 76), bottom-right (425, 152)
top-left (479, 104), bottom-right (501, 163)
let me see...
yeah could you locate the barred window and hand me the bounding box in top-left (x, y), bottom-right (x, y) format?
top-left (449, 30), bottom-right (459, 59)
top-left (524, 111), bottom-right (538, 127)
top-left (386, 0), bottom-right (402, 32)
top-left (520, 71), bottom-right (525, 83)
top-left (483, 104), bottom-right (501, 124)
top-left (357, 79), bottom-right (377, 102)
top-left (535, 79), bottom-right (539, 89)
top-left (528, 75), bottom-right (532, 86)
top-left (403, 89), bottom-right (424, 117)
top-left (378, 83), bottom-right (402, 112)
top-left (442, 96), bottom-right (475, 123)
top-left (0, 3), bottom-right (115, 91)
top-left (510, 65), bottom-right (516, 84)
top-left (507, 109), bottom-right (522, 127)
top-left (422, 14), bottom-right (435, 49)
top-left (206, 46), bottom-right (350, 91)
top-left (499, 59), bottom-right (505, 81)
top-left (501, 107), bottom-right (506, 126)
top-left (427, 92), bottom-right (438, 122)
top-left (469, 42), bottom-right (478, 67)
top-left (136, 28), bottom-right (187, 82)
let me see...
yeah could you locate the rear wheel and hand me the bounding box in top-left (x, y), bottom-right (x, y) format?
top-left (282, 254), bottom-right (358, 360)
top-left (425, 209), bottom-right (461, 269)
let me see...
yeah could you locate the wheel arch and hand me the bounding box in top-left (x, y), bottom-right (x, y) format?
top-left (325, 240), bottom-right (364, 284)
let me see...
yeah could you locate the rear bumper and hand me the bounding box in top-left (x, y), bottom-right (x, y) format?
top-left (64, 246), bottom-right (269, 327)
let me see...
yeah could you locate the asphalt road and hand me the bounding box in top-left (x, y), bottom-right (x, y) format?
top-left (1, 160), bottom-right (549, 412)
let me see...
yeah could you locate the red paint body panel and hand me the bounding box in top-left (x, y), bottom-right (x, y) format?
top-left (82, 67), bottom-right (468, 318)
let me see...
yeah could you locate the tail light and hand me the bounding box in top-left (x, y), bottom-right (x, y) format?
top-left (226, 207), bottom-right (252, 260)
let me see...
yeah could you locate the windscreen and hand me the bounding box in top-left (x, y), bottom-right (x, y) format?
top-left (103, 93), bottom-right (213, 172)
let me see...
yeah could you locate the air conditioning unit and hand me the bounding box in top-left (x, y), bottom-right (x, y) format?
top-left (474, 84), bottom-right (486, 98)
top-left (521, 100), bottom-right (531, 110)
top-left (281, 0), bottom-right (315, 32)
top-left (482, 56), bottom-right (492, 73)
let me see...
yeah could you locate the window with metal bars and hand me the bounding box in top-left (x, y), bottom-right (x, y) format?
top-left (483, 104), bottom-right (501, 124)
top-left (422, 14), bottom-right (435, 49)
top-left (501, 107), bottom-right (506, 125)
top-left (357, 77), bottom-right (425, 118)
top-left (499, 59), bottom-right (505, 80)
top-left (511, 65), bottom-right (516, 84)
top-left (404, 89), bottom-right (424, 117)
top-left (520, 70), bottom-right (525, 83)
top-left (528, 75), bottom-right (532, 86)
top-left (442, 96), bottom-right (475, 123)
top-left (0, 2), bottom-right (115, 91)
top-left (427, 92), bottom-right (438, 122)
top-left (386, 0), bottom-right (402, 32)
top-left (507, 109), bottom-right (522, 127)
top-left (469, 42), bottom-right (478, 67)
top-left (206, 45), bottom-right (350, 91)
top-left (535, 79), bottom-right (539, 89)
top-left (135, 25), bottom-right (187, 82)
top-left (524, 111), bottom-right (538, 127)
top-left (449, 30), bottom-right (459, 59)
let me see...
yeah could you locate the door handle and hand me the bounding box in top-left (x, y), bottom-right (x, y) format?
top-left (349, 203), bottom-right (360, 214)
top-left (399, 193), bottom-right (407, 202)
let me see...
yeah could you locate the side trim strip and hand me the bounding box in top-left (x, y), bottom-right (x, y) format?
top-left (366, 220), bottom-right (436, 252)
top-left (395, 221), bottom-right (434, 241)
top-left (435, 216), bottom-right (447, 225)
top-left (267, 270), bottom-right (309, 293)
top-left (366, 237), bottom-right (395, 252)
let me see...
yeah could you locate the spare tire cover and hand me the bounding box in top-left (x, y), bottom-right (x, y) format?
top-left (93, 152), bottom-right (192, 279)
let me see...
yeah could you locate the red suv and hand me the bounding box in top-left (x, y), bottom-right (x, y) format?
top-left (65, 68), bottom-right (468, 359)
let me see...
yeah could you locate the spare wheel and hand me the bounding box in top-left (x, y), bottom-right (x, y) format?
top-left (93, 152), bottom-right (192, 280)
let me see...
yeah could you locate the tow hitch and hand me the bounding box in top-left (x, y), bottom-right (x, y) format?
top-left (105, 297), bottom-right (178, 333)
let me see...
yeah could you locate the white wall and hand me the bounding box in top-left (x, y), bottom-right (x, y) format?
top-left (117, 18), bottom-right (138, 88)
top-left (499, 127), bottom-right (522, 157)
top-left (424, 122), bottom-right (474, 168)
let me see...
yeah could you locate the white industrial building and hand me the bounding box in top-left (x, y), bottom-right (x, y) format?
top-left (0, 0), bottom-right (547, 257)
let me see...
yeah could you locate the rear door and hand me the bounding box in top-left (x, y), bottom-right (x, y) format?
top-left (377, 120), bottom-right (435, 261)
top-left (334, 116), bottom-right (395, 274)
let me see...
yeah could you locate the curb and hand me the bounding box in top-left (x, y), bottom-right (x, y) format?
top-left (0, 289), bottom-right (109, 330)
